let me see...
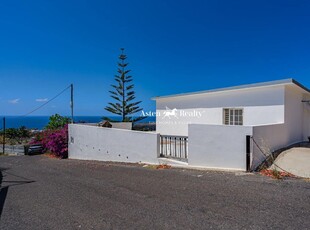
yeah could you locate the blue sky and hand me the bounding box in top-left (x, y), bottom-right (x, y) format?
top-left (1, 0), bottom-right (310, 116)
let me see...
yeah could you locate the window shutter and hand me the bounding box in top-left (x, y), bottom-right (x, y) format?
top-left (224, 109), bottom-right (229, 125)
top-left (223, 108), bottom-right (243, 125)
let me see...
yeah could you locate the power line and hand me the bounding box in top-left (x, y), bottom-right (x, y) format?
top-left (21, 85), bottom-right (71, 117)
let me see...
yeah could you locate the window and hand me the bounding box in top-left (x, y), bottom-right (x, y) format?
top-left (223, 108), bottom-right (243, 125)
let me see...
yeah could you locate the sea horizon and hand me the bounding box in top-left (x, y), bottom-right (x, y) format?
top-left (0, 115), bottom-right (155, 129)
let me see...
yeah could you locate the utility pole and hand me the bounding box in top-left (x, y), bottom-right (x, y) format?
top-left (71, 84), bottom-right (74, 123)
top-left (2, 117), bottom-right (5, 154)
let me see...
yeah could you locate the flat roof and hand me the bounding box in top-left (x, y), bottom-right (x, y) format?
top-left (152, 78), bottom-right (310, 100)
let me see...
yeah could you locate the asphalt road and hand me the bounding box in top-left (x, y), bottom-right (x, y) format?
top-left (0, 155), bottom-right (309, 230)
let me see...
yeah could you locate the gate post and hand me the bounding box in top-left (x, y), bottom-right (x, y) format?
top-left (246, 135), bottom-right (251, 172)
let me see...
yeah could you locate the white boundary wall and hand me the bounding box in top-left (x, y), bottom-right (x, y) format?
top-left (252, 123), bottom-right (301, 169)
top-left (188, 123), bottom-right (306, 171)
top-left (69, 122), bottom-right (307, 171)
top-left (69, 124), bottom-right (159, 164)
top-left (188, 124), bottom-right (253, 171)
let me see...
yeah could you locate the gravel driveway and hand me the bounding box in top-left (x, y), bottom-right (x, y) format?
top-left (0, 155), bottom-right (309, 230)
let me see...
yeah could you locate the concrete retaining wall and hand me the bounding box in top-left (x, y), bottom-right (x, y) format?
top-left (252, 123), bottom-right (297, 169)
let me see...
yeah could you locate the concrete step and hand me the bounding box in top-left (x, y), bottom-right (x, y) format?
top-left (158, 157), bottom-right (188, 167)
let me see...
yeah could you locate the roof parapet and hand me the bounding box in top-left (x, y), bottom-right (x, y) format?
top-left (152, 78), bottom-right (310, 100)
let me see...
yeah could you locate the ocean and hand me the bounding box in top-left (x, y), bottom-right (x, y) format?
top-left (0, 116), bottom-right (156, 130)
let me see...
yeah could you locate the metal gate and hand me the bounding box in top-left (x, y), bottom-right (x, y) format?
top-left (160, 135), bottom-right (188, 160)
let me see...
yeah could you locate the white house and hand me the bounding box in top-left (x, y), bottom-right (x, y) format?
top-left (153, 79), bottom-right (310, 170)
top-left (69, 79), bottom-right (310, 172)
top-left (154, 79), bottom-right (310, 138)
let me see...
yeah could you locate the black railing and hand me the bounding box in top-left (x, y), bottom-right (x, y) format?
top-left (160, 135), bottom-right (188, 160)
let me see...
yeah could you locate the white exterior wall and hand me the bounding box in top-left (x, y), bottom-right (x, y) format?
top-left (303, 105), bottom-right (310, 140)
top-left (252, 85), bottom-right (310, 169)
top-left (302, 92), bottom-right (310, 140)
top-left (251, 85), bottom-right (309, 146)
top-left (284, 85), bottom-right (304, 143)
top-left (156, 86), bottom-right (285, 136)
top-left (69, 124), bottom-right (159, 164)
top-left (188, 124), bottom-right (253, 171)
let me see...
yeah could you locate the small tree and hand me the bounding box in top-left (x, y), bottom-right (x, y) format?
top-left (45, 114), bottom-right (70, 130)
top-left (105, 48), bottom-right (144, 122)
top-left (18, 126), bottom-right (30, 138)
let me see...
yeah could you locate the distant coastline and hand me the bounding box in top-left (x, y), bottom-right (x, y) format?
top-left (0, 116), bottom-right (155, 130)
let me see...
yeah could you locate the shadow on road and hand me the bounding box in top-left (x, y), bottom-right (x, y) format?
top-left (0, 167), bottom-right (35, 220)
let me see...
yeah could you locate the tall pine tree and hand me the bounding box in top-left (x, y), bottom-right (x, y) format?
top-left (104, 48), bottom-right (144, 122)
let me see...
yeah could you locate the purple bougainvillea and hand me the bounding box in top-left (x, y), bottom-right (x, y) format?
top-left (31, 125), bottom-right (68, 158)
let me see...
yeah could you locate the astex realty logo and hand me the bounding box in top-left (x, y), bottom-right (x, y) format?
top-left (141, 107), bottom-right (204, 119)
top-left (162, 107), bottom-right (178, 119)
